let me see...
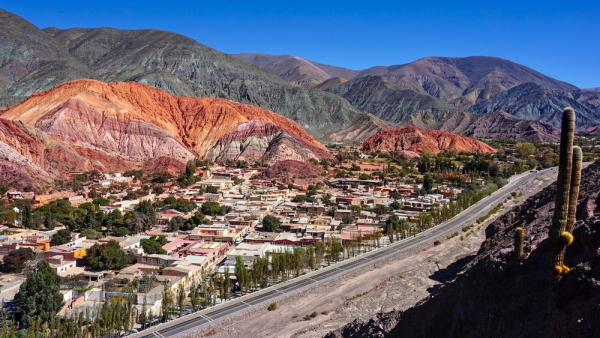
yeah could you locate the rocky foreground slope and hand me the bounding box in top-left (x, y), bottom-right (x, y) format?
top-left (326, 161), bottom-right (600, 338)
top-left (360, 126), bottom-right (495, 154)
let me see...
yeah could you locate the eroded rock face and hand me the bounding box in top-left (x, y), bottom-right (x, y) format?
top-left (360, 126), bottom-right (495, 154)
top-left (0, 118), bottom-right (91, 190)
top-left (0, 80), bottom-right (331, 187)
top-left (34, 98), bottom-right (196, 162)
top-left (1, 79), bottom-right (326, 157)
top-left (261, 160), bottom-right (325, 185)
top-left (582, 124), bottom-right (600, 134)
top-left (207, 120), bottom-right (330, 164)
top-left (400, 111), bottom-right (561, 143)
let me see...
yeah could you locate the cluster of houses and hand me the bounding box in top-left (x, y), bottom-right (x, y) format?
top-left (1, 165), bottom-right (466, 322)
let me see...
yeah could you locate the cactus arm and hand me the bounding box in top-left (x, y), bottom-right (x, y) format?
top-left (565, 146), bottom-right (582, 234)
top-left (514, 227), bottom-right (524, 260)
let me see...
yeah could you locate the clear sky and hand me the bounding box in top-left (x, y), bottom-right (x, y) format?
top-left (2, 0), bottom-right (599, 88)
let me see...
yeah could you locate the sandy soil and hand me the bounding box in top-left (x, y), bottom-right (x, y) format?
top-left (183, 171), bottom-right (556, 338)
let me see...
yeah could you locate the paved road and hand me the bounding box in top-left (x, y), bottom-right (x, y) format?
top-left (132, 169), bottom-right (552, 338)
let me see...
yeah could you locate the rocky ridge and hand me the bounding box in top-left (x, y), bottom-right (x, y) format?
top-left (400, 111), bottom-right (561, 142)
top-left (206, 120), bottom-right (331, 164)
top-left (231, 53), bottom-right (358, 87)
top-left (260, 160), bottom-right (325, 185)
top-left (326, 76), bottom-right (459, 123)
top-left (330, 114), bottom-right (399, 144)
top-left (0, 79), bottom-right (326, 154)
top-left (0, 80), bottom-right (331, 188)
top-left (469, 82), bottom-right (600, 130)
top-left (0, 9), bottom-right (368, 140)
top-left (582, 124), bottom-right (600, 134)
top-left (360, 126), bottom-right (495, 154)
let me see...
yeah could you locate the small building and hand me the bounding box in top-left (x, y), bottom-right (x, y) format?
top-left (47, 255), bottom-right (77, 274)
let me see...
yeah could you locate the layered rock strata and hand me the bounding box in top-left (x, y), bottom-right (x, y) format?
top-left (361, 126), bottom-right (495, 154)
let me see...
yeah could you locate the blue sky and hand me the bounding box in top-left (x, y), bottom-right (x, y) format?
top-left (2, 0), bottom-right (599, 88)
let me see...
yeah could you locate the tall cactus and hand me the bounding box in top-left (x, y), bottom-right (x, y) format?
top-left (514, 227), bottom-right (524, 260)
top-left (565, 146), bottom-right (582, 233)
top-left (549, 108), bottom-right (575, 272)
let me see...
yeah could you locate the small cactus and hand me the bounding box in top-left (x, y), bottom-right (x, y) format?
top-left (514, 227), bottom-right (524, 260)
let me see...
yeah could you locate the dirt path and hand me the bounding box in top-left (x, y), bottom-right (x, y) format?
top-left (184, 171), bottom-right (556, 338)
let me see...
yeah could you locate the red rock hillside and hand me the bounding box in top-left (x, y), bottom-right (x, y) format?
top-left (261, 160), bottom-right (325, 185)
top-left (360, 126), bottom-right (495, 154)
top-left (0, 79), bottom-right (328, 157)
top-left (582, 124), bottom-right (600, 134)
top-left (0, 119), bottom-right (93, 191)
top-left (207, 121), bottom-right (331, 164)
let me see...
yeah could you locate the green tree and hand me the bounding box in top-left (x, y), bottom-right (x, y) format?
top-left (14, 260), bottom-right (64, 328)
top-left (103, 209), bottom-right (124, 230)
top-left (22, 204), bottom-right (33, 229)
top-left (135, 200), bottom-right (157, 226)
top-left (44, 208), bottom-right (55, 230)
top-left (223, 268), bottom-right (231, 301)
top-left (152, 187), bottom-right (165, 195)
top-left (516, 142), bottom-right (536, 158)
top-left (234, 256), bottom-right (250, 292)
top-left (423, 174), bottom-right (434, 193)
top-left (89, 241), bottom-right (129, 270)
top-left (50, 229), bottom-right (72, 246)
top-left (82, 210), bottom-right (96, 229)
top-left (140, 296), bottom-right (148, 329)
top-left (168, 216), bottom-right (186, 232)
top-left (373, 205), bottom-right (389, 215)
top-left (92, 197), bottom-right (110, 206)
top-left (348, 205), bottom-right (361, 212)
top-left (189, 279), bottom-right (199, 312)
top-left (342, 214), bottom-right (353, 224)
top-left (205, 186), bottom-right (218, 194)
top-left (113, 226), bottom-right (130, 237)
top-left (262, 215), bottom-right (281, 232)
top-left (80, 228), bottom-right (99, 239)
top-left (176, 282), bottom-right (186, 317)
top-left (201, 201), bottom-right (222, 216)
top-left (322, 193), bottom-right (332, 206)
top-left (2, 248), bottom-right (34, 273)
top-left (140, 237), bottom-right (167, 254)
top-left (161, 281), bottom-right (175, 322)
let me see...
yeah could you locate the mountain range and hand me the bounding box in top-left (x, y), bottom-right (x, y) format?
top-left (0, 8), bottom-right (366, 140)
top-left (2, 7), bottom-right (599, 143)
top-left (237, 53), bottom-right (600, 130)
